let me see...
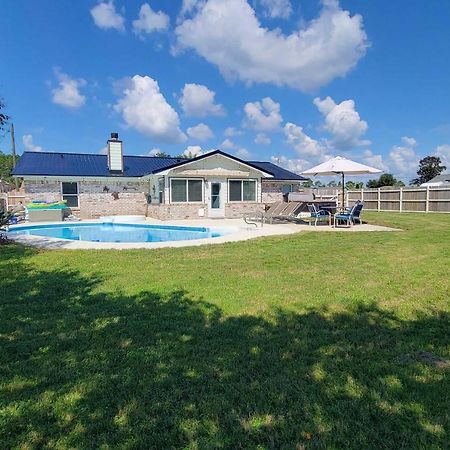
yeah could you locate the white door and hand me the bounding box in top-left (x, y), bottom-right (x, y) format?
top-left (207, 179), bottom-right (225, 218)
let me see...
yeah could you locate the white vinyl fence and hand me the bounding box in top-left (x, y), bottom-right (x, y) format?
top-left (346, 187), bottom-right (450, 213)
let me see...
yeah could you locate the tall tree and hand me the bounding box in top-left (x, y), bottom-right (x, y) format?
top-left (0, 98), bottom-right (9, 134)
top-left (410, 156), bottom-right (446, 185)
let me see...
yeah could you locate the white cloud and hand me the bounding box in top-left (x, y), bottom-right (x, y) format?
top-left (270, 155), bottom-right (310, 174)
top-left (243, 97), bottom-right (282, 132)
top-left (148, 147), bottom-right (162, 156)
top-left (254, 133), bottom-right (271, 145)
top-left (187, 123), bottom-right (214, 141)
top-left (260, 0), bottom-right (292, 19)
top-left (220, 138), bottom-right (235, 149)
top-left (51, 69), bottom-right (86, 109)
top-left (178, 0), bottom-right (205, 22)
top-left (183, 145), bottom-right (204, 157)
top-left (175, 0), bottom-right (368, 91)
top-left (179, 83), bottom-right (225, 117)
top-left (389, 138), bottom-right (418, 177)
top-left (401, 136), bottom-right (417, 147)
top-left (236, 148), bottom-right (251, 159)
top-left (99, 146), bottom-right (108, 155)
top-left (314, 96), bottom-right (369, 149)
top-left (22, 135), bottom-right (43, 152)
top-left (133, 3), bottom-right (170, 36)
top-left (284, 122), bottom-right (325, 157)
top-left (91, 1), bottom-right (125, 31)
top-left (434, 144), bottom-right (450, 167)
top-left (114, 75), bottom-right (187, 143)
top-left (362, 149), bottom-right (388, 171)
top-left (224, 127), bottom-right (242, 137)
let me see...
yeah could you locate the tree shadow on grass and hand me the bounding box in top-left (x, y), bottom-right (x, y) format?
top-left (0, 247), bottom-right (448, 449)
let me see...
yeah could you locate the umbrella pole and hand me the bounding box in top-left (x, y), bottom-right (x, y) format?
top-left (342, 173), bottom-right (345, 210)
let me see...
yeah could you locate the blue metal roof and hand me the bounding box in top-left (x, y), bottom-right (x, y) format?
top-left (13, 151), bottom-right (307, 181)
top-left (248, 161), bottom-right (308, 181)
top-left (12, 152), bottom-right (183, 178)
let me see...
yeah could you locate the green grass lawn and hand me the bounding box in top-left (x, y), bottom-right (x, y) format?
top-left (1, 212), bottom-right (449, 449)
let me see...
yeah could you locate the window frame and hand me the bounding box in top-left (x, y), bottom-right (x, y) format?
top-left (169, 178), bottom-right (204, 204)
top-left (282, 183), bottom-right (295, 194)
top-left (227, 178), bottom-right (257, 203)
top-left (61, 181), bottom-right (80, 208)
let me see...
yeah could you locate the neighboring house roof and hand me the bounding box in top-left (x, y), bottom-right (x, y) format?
top-left (12, 150), bottom-right (308, 181)
top-left (420, 173), bottom-right (450, 186)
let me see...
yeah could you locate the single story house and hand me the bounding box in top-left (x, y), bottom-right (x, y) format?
top-left (12, 133), bottom-right (308, 220)
top-left (420, 173), bottom-right (450, 187)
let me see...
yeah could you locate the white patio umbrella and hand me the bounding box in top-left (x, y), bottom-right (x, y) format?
top-left (302, 156), bottom-right (382, 208)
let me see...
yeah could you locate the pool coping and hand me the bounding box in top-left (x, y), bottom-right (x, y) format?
top-left (5, 220), bottom-right (298, 250)
top-left (6, 219), bottom-right (399, 250)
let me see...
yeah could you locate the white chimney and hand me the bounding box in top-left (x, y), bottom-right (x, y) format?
top-left (107, 132), bottom-right (123, 173)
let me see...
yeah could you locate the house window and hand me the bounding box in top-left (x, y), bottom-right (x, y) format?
top-left (61, 182), bottom-right (79, 208)
top-left (170, 179), bottom-right (203, 203)
top-left (282, 184), bottom-right (295, 194)
top-left (228, 179), bottom-right (257, 202)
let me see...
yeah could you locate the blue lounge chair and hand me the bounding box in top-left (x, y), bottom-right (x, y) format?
top-left (334, 201), bottom-right (364, 227)
top-left (307, 204), bottom-right (331, 226)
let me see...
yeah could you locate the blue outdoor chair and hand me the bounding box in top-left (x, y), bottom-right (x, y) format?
top-left (307, 204), bottom-right (331, 226)
top-left (334, 201), bottom-right (364, 227)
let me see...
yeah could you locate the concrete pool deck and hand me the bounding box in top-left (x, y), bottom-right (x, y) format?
top-left (6, 218), bottom-right (400, 250)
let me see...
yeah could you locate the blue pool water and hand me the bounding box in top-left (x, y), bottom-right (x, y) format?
top-left (8, 223), bottom-right (226, 243)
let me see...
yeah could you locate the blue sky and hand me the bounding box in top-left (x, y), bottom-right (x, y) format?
top-left (1, 0), bottom-right (450, 181)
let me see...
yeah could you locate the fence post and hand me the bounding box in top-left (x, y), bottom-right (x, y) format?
top-left (399, 187), bottom-right (403, 212)
top-left (377, 188), bottom-right (381, 211)
top-left (426, 186), bottom-right (430, 213)
top-left (361, 188), bottom-right (364, 202)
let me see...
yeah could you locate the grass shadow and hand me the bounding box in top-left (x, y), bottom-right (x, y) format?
top-left (0, 247), bottom-right (448, 449)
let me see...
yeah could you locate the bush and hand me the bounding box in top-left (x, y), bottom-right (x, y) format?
top-left (0, 207), bottom-right (13, 243)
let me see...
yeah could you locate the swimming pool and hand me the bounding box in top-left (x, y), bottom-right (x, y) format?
top-left (8, 222), bottom-right (227, 243)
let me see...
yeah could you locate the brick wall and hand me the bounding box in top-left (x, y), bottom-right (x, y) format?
top-left (23, 180), bottom-right (148, 219)
top-left (78, 192), bottom-right (148, 219)
top-left (148, 202), bottom-right (264, 220)
top-left (147, 203), bottom-right (207, 220)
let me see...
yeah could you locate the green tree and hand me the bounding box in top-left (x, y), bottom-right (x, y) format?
top-left (366, 173), bottom-right (402, 188)
top-left (151, 151), bottom-right (171, 158)
top-left (410, 156), bottom-right (446, 185)
top-left (0, 151), bottom-right (18, 185)
top-left (345, 181), bottom-right (364, 190)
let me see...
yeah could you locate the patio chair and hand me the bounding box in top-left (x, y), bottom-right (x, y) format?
top-left (307, 204), bottom-right (331, 226)
top-left (334, 201), bottom-right (364, 227)
top-left (265, 201), bottom-right (303, 224)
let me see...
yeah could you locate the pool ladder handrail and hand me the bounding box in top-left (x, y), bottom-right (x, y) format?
top-left (243, 212), bottom-right (264, 228)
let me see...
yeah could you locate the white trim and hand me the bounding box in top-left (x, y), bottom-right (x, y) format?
top-left (228, 178), bottom-right (257, 203)
top-left (153, 153), bottom-right (274, 178)
top-left (169, 178), bottom-right (204, 204)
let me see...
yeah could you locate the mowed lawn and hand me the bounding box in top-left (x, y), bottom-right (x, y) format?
top-left (0, 212), bottom-right (449, 449)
